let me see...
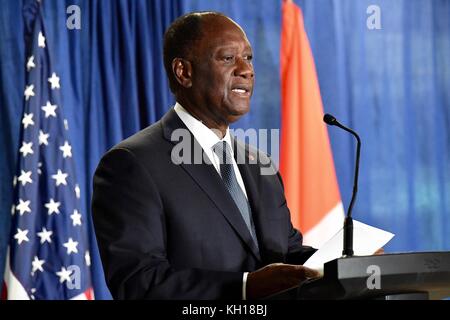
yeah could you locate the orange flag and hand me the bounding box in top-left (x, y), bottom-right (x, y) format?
top-left (280, 0), bottom-right (344, 248)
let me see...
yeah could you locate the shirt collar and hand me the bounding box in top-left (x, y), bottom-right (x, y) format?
top-left (174, 102), bottom-right (234, 155)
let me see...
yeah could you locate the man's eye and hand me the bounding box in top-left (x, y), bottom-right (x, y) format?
top-left (224, 56), bottom-right (235, 62)
top-left (245, 55), bottom-right (253, 61)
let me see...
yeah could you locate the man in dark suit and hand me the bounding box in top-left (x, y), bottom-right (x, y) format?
top-left (92, 11), bottom-right (319, 300)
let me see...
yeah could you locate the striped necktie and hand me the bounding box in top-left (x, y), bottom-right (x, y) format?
top-left (213, 141), bottom-right (259, 249)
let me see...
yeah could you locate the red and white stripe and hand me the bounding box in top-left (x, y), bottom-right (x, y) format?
top-left (280, 0), bottom-right (344, 249)
top-left (2, 248), bottom-right (94, 300)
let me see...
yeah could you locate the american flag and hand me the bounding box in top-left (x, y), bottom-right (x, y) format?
top-left (2, 1), bottom-right (94, 300)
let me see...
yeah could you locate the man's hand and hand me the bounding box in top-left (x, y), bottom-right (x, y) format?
top-left (246, 263), bottom-right (320, 300)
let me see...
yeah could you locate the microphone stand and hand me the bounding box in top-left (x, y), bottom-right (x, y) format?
top-left (323, 114), bottom-right (361, 257)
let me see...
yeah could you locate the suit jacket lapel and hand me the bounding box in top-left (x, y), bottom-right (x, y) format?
top-left (161, 109), bottom-right (261, 261)
top-left (233, 138), bottom-right (271, 263)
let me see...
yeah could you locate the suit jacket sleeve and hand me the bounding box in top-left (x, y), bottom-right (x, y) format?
top-left (92, 148), bottom-right (243, 300)
top-left (274, 171), bottom-right (317, 265)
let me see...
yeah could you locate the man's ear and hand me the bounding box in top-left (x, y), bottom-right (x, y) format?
top-left (172, 58), bottom-right (193, 88)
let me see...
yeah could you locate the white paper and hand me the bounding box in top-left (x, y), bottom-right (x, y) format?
top-left (304, 220), bottom-right (394, 272)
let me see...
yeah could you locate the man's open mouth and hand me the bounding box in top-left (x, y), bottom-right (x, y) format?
top-left (231, 85), bottom-right (251, 95)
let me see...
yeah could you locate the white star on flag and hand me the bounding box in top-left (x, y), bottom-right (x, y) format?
top-left (38, 31), bottom-right (46, 48)
top-left (30, 288), bottom-right (36, 300)
top-left (59, 141), bottom-right (72, 158)
top-left (41, 101), bottom-right (57, 118)
top-left (18, 170), bottom-right (33, 186)
top-left (56, 267), bottom-right (72, 284)
top-left (38, 130), bottom-right (50, 146)
top-left (27, 55), bottom-right (36, 72)
top-left (16, 199), bottom-right (31, 216)
top-left (19, 141), bottom-right (34, 157)
top-left (48, 72), bottom-right (60, 89)
top-left (11, 204), bottom-right (15, 216)
top-left (14, 228), bottom-right (29, 245)
top-left (44, 198), bottom-right (61, 215)
top-left (12, 175), bottom-right (17, 187)
top-left (24, 84), bottom-right (35, 101)
top-left (70, 209), bottom-right (82, 226)
top-left (63, 238), bottom-right (79, 255)
top-left (52, 170), bottom-right (68, 186)
top-left (22, 113), bottom-right (35, 129)
top-left (31, 256), bottom-right (45, 275)
top-left (75, 184), bottom-right (81, 199)
top-left (37, 227), bottom-right (53, 244)
top-left (85, 251), bottom-right (91, 267)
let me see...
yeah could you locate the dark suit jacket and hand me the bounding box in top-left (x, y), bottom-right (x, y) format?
top-left (92, 108), bottom-right (315, 300)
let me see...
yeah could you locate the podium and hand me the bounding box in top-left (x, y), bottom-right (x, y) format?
top-left (271, 252), bottom-right (450, 300)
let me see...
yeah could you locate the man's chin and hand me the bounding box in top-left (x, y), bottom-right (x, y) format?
top-left (228, 106), bottom-right (250, 123)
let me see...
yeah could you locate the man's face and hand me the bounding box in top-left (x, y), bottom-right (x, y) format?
top-left (189, 16), bottom-right (254, 126)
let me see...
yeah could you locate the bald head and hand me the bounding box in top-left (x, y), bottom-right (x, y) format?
top-left (163, 12), bottom-right (243, 94)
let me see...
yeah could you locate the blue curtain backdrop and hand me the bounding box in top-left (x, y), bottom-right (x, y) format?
top-left (1, 0), bottom-right (449, 299)
top-left (297, 0), bottom-right (450, 251)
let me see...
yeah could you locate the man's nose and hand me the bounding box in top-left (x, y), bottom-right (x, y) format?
top-left (234, 58), bottom-right (254, 79)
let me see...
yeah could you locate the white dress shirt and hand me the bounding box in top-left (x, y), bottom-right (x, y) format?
top-left (174, 102), bottom-right (248, 198)
top-left (174, 102), bottom-right (250, 300)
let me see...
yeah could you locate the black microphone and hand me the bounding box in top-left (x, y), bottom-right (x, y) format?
top-left (323, 113), bottom-right (361, 257)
